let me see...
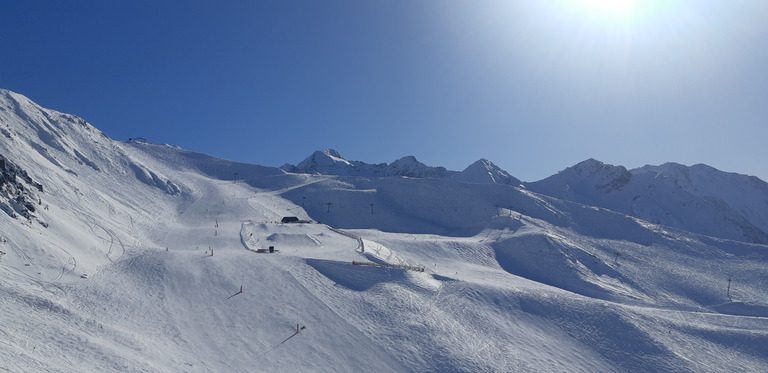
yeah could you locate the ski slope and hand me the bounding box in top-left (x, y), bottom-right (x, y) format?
top-left (2, 89), bottom-right (768, 372)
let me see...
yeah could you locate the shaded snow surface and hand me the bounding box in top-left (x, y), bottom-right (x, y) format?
top-left (2, 89), bottom-right (768, 372)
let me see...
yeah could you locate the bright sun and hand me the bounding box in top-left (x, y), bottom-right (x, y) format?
top-left (576, 0), bottom-right (637, 22)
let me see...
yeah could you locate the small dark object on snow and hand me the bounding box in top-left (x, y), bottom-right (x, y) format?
top-left (281, 216), bottom-right (310, 224)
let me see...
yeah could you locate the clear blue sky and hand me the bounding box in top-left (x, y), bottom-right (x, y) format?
top-left (2, 0), bottom-right (767, 182)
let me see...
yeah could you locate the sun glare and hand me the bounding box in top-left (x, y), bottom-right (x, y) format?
top-left (575, 0), bottom-right (637, 22)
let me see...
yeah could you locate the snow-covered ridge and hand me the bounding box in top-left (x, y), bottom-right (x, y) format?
top-left (282, 148), bottom-right (454, 179)
top-left (526, 158), bottom-right (768, 244)
top-left (282, 148), bottom-right (523, 186)
top-left (285, 150), bottom-right (768, 244)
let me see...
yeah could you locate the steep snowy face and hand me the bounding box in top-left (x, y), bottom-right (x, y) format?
top-left (0, 89), bottom-right (183, 196)
top-left (0, 90), bottom-right (194, 282)
top-left (0, 89), bottom-right (110, 173)
top-left (454, 158), bottom-right (522, 186)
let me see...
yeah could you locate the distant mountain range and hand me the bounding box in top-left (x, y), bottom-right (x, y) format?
top-left (281, 148), bottom-right (768, 244)
top-left (528, 159), bottom-right (768, 244)
top-left (3, 82), bottom-right (768, 246)
top-left (281, 149), bottom-right (522, 186)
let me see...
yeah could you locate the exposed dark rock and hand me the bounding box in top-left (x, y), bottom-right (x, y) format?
top-left (0, 153), bottom-right (44, 221)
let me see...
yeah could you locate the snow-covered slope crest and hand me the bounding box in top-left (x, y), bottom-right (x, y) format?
top-left (0, 89), bottom-right (190, 199)
top-left (527, 158), bottom-right (768, 244)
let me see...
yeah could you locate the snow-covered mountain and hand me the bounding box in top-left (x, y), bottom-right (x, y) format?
top-left (284, 149), bottom-right (523, 187)
top-left (2, 89), bottom-right (768, 372)
top-left (527, 158), bottom-right (768, 244)
top-left (454, 158), bottom-right (522, 186)
top-left (281, 148), bottom-right (454, 179)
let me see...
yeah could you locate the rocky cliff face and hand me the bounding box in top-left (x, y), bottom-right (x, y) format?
top-left (0, 153), bottom-right (43, 222)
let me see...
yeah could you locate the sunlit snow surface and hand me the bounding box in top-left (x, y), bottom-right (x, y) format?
top-left (1, 89), bottom-right (767, 372)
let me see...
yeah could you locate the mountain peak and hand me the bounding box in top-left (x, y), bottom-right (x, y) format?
top-left (292, 149), bottom-right (353, 174)
top-left (455, 158), bottom-right (522, 186)
top-left (321, 148), bottom-right (344, 159)
top-left (567, 159), bottom-right (632, 191)
top-left (525, 159), bottom-right (633, 204)
top-left (570, 158), bottom-right (621, 174)
top-left (388, 155), bottom-right (449, 178)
